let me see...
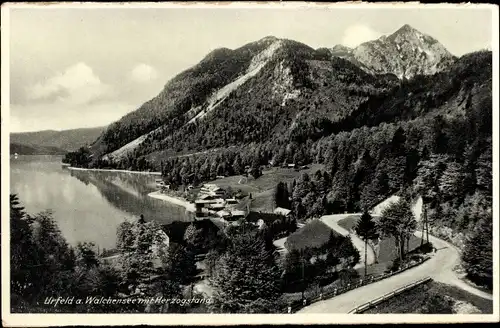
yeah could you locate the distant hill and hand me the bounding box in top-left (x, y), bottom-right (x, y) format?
top-left (10, 126), bottom-right (106, 153)
top-left (10, 142), bottom-right (67, 155)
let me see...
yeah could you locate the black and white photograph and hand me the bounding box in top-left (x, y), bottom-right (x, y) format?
top-left (1, 2), bottom-right (498, 326)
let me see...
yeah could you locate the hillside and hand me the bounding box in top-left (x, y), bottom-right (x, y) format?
top-left (10, 126), bottom-right (105, 152)
top-left (91, 36), bottom-right (400, 163)
top-left (10, 142), bottom-right (67, 155)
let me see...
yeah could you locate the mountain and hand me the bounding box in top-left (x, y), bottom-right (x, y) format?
top-left (330, 24), bottom-right (456, 79)
top-left (87, 27), bottom-right (489, 168)
top-left (10, 142), bottom-right (67, 155)
top-left (10, 126), bottom-right (106, 153)
top-left (91, 36), bottom-right (400, 162)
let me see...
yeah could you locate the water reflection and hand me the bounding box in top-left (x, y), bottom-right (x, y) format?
top-left (10, 156), bottom-right (193, 250)
top-left (69, 169), bottom-right (193, 225)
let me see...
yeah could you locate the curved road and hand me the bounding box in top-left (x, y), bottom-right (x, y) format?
top-left (297, 213), bottom-right (492, 313)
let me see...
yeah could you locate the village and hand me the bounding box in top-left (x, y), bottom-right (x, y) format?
top-left (153, 178), bottom-right (293, 228)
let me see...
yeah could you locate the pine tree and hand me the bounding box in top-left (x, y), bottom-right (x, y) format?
top-left (162, 242), bottom-right (197, 286)
top-left (462, 216), bottom-right (493, 289)
top-left (439, 161), bottom-right (465, 202)
top-left (355, 211), bottom-right (378, 277)
top-left (209, 232), bottom-right (283, 313)
top-left (379, 198), bottom-right (417, 262)
top-left (10, 194), bottom-right (41, 303)
top-left (413, 154), bottom-right (448, 204)
top-left (475, 146), bottom-right (492, 197)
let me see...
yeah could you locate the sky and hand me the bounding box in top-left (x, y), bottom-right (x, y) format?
top-left (5, 4), bottom-right (495, 132)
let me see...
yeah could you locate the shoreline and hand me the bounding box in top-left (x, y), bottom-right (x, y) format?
top-left (66, 166), bottom-right (162, 175)
top-left (148, 191), bottom-right (196, 212)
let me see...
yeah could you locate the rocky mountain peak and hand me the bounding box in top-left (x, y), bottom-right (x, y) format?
top-left (331, 24), bottom-right (456, 79)
top-left (258, 35), bottom-right (280, 44)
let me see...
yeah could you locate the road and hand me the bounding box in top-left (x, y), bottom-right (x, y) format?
top-left (273, 236), bottom-right (288, 256)
top-left (320, 214), bottom-right (375, 270)
top-left (297, 214), bottom-right (492, 313)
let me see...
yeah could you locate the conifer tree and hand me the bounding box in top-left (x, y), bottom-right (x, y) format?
top-left (355, 210), bottom-right (378, 277)
top-left (209, 232), bottom-right (283, 313)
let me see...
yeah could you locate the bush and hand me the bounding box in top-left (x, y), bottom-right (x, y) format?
top-left (419, 293), bottom-right (454, 314)
top-left (418, 242), bottom-right (434, 254)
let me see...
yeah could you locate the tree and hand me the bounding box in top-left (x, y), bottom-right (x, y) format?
top-left (355, 211), bottom-right (379, 277)
top-left (209, 232), bottom-right (283, 313)
top-left (116, 221), bottom-right (135, 252)
top-left (420, 293), bottom-right (454, 314)
top-left (162, 242), bottom-right (197, 286)
top-left (75, 242), bottom-right (100, 269)
top-left (274, 181), bottom-right (291, 209)
top-left (283, 249), bottom-right (305, 287)
top-left (360, 170), bottom-right (389, 209)
top-left (462, 215), bottom-right (493, 290)
top-left (292, 173), bottom-right (312, 204)
top-left (10, 194), bottom-right (41, 304)
top-left (475, 147), bottom-right (492, 198)
top-left (378, 198), bottom-right (417, 262)
top-left (31, 211), bottom-right (76, 297)
top-left (439, 161), bottom-right (465, 202)
top-left (413, 154), bottom-right (448, 205)
top-left (232, 155), bottom-right (243, 175)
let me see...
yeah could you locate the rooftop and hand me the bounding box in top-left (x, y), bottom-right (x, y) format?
top-left (274, 207), bottom-right (292, 216)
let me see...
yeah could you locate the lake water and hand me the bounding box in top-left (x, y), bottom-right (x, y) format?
top-left (9, 155), bottom-right (193, 251)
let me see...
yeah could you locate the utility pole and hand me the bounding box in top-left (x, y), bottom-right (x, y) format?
top-left (421, 202), bottom-right (425, 247)
top-left (425, 206), bottom-right (429, 244)
top-left (301, 251), bottom-right (305, 300)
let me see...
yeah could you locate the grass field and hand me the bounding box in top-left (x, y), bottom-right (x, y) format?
top-left (363, 281), bottom-right (493, 314)
top-left (337, 215), bottom-right (361, 231)
top-left (285, 219), bottom-right (341, 251)
top-left (207, 164), bottom-right (325, 212)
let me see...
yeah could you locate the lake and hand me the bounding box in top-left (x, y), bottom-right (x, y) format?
top-left (9, 155), bottom-right (193, 251)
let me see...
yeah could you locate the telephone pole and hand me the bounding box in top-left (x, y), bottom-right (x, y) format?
top-left (301, 251), bottom-right (305, 300)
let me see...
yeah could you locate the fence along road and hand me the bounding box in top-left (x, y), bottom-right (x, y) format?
top-left (297, 213), bottom-right (492, 314)
top-left (347, 277), bottom-right (433, 314)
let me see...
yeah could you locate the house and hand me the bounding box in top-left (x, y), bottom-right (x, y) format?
top-left (199, 194), bottom-right (220, 201)
top-left (225, 198), bottom-right (238, 205)
top-left (155, 179), bottom-right (170, 190)
top-left (200, 184), bottom-right (226, 197)
top-left (208, 203), bottom-right (225, 211)
top-left (287, 163), bottom-right (296, 169)
top-left (274, 207), bottom-right (292, 217)
top-left (216, 210), bottom-right (231, 218)
top-left (230, 210), bottom-right (247, 219)
top-left (246, 211), bottom-right (284, 228)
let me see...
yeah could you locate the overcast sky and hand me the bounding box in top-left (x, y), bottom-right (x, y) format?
top-left (6, 4), bottom-right (494, 132)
